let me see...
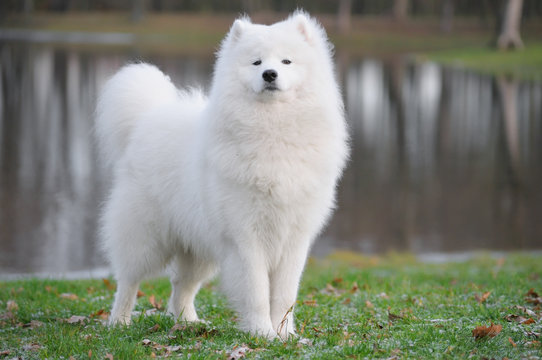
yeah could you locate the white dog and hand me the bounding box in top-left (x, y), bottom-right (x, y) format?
top-left (96, 11), bottom-right (348, 339)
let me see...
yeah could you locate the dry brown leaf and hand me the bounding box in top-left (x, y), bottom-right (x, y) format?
top-left (23, 320), bottom-right (44, 329)
top-left (148, 295), bottom-right (163, 310)
top-left (342, 298), bottom-right (351, 305)
top-left (303, 299), bottom-right (317, 306)
top-left (89, 309), bottom-right (109, 320)
top-left (102, 278), bottom-right (116, 291)
top-left (525, 288), bottom-right (542, 305)
top-left (525, 340), bottom-right (541, 347)
top-left (388, 311), bottom-right (403, 322)
top-left (508, 337), bottom-right (517, 347)
top-left (22, 343), bottom-right (41, 352)
top-left (88, 349), bottom-right (92, 358)
top-left (60, 293), bottom-right (78, 301)
top-left (365, 300), bottom-right (374, 308)
top-left (148, 324), bottom-right (160, 333)
top-left (321, 283), bottom-right (342, 296)
top-left (228, 345), bottom-right (252, 360)
top-left (377, 292), bottom-right (389, 299)
top-left (475, 291), bottom-right (491, 304)
top-left (472, 323), bottom-right (502, 340)
top-left (6, 300), bottom-right (18, 311)
top-left (350, 282), bottom-right (359, 293)
top-left (0, 350), bottom-right (11, 356)
top-left (105, 353), bottom-right (114, 360)
top-left (137, 290), bottom-right (145, 298)
top-left (63, 315), bottom-right (87, 325)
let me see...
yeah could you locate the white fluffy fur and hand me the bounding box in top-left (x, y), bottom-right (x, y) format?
top-left (96, 11), bottom-right (348, 339)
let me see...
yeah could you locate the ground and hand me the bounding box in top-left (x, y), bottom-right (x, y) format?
top-left (1, 253), bottom-right (541, 359)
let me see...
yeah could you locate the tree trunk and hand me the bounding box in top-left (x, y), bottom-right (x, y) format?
top-left (440, 0), bottom-right (454, 33)
top-left (393, 0), bottom-right (409, 21)
top-left (337, 0), bottom-right (352, 34)
top-left (131, 0), bottom-right (147, 23)
top-left (497, 0), bottom-right (524, 50)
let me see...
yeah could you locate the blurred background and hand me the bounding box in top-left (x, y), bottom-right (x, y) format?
top-left (0, 0), bottom-right (541, 275)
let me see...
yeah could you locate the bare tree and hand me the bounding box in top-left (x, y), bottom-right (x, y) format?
top-left (497, 0), bottom-right (524, 50)
top-left (337, 0), bottom-right (352, 34)
top-left (131, 0), bottom-right (147, 23)
top-left (440, 0), bottom-right (455, 33)
top-left (393, 0), bottom-right (409, 21)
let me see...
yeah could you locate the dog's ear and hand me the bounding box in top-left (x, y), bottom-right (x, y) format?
top-left (229, 17), bottom-right (251, 42)
top-left (292, 12), bottom-right (314, 44)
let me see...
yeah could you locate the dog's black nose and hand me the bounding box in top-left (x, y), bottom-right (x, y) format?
top-left (262, 69), bottom-right (278, 83)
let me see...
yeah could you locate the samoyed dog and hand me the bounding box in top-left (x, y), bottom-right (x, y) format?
top-left (96, 11), bottom-right (348, 339)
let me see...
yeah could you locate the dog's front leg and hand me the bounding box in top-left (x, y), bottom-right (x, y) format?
top-left (270, 239), bottom-right (310, 339)
top-left (220, 241), bottom-right (276, 339)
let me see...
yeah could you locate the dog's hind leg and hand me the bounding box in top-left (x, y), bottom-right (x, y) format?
top-left (167, 251), bottom-right (216, 322)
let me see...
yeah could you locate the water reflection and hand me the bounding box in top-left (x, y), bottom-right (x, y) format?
top-left (0, 43), bottom-right (541, 274)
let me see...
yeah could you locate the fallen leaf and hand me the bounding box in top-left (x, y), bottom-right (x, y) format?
top-left (228, 345), bottom-right (252, 359)
top-left (137, 290), bottom-right (145, 298)
top-left (365, 300), bottom-right (374, 308)
top-left (525, 331), bottom-right (540, 338)
top-left (350, 282), bottom-right (359, 293)
top-left (321, 283), bottom-right (342, 296)
top-left (148, 295), bottom-right (163, 310)
top-left (88, 349), bottom-right (92, 358)
top-left (148, 324), bottom-right (160, 333)
top-left (388, 311), bottom-right (403, 321)
top-left (169, 323), bottom-right (186, 335)
top-left (0, 350), bottom-right (11, 356)
top-left (342, 298), bottom-right (351, 305)
top-left (45, 286), bottom-right (53, 293)
top-left (303, 299), bottom-right (317, 306)
top-left (142, 339), bottom-right (153, 346)
top-left (0, 311), bottom-right (15, 321)
top-left (377, 292), bottom-right (389, 299)
top-left (508, 337), bottom-right (517, 347)
top-left (6, 300), bottom-right (18, 311)
top-left (525, 288), bottom-right (542, 305)
top-left (525, 340), bottom-right (541, 347)
top-left (105, 353), bottom-right (114, 360)
top-left (514, 305), bottom-right (537, 317)
top-left (102, 278), bottom-right (116, 291)
top-left (475, 291), bottom-right (491, 304)
top-left (332, 277), bottom-right (343, 286)
top-left (23, 320), bottom-right (44, 329)
top-left (472, 323), bottom-right (502, 340)
top-left (60, 293), bottom-right (78, 300)
top-left (89, 309), bottom-right (109, 320)
top-left (63, 315), bottom-right (87, 325)
top-left (22, 343), bottom-right (42, 351)
top-left (297, 338), bottom-right (313, 346)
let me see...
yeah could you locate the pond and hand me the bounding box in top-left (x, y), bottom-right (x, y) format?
top-left (1, 42), bottom-right (541, 275)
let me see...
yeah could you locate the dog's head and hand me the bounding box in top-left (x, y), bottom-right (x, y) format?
top-left (214, 11), bottom-right (334, 100)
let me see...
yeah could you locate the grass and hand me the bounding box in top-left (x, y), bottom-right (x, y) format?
top-left (422, 42), bottom-right (542, 80)
top-left (1, 252), bottom-right (541, 359)
top-left (3, 12), bottom-right (542, 78)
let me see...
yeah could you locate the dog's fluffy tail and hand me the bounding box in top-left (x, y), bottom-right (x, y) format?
top-left (95, 63), bottom-right (178, 166)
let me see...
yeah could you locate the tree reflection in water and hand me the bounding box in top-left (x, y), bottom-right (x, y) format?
top-left (0, 43), bottom-right (541, 274)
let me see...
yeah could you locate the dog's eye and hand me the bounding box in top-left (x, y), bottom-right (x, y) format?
top-left (252, 60), bottom-right (262, 66)
top-left (282, 59), bottom-right (292, 65)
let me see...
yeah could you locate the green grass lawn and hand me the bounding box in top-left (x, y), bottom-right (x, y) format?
top-left (422, 43), bottom-right (542, 80)
top-left (1, 252), bottom-right (541, 359)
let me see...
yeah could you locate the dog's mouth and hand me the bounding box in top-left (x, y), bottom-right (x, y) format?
top-left (263, 84), bottom-right (279, 92)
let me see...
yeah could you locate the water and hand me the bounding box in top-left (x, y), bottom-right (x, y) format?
top-left (1, 42), bottom-right (541, 275)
